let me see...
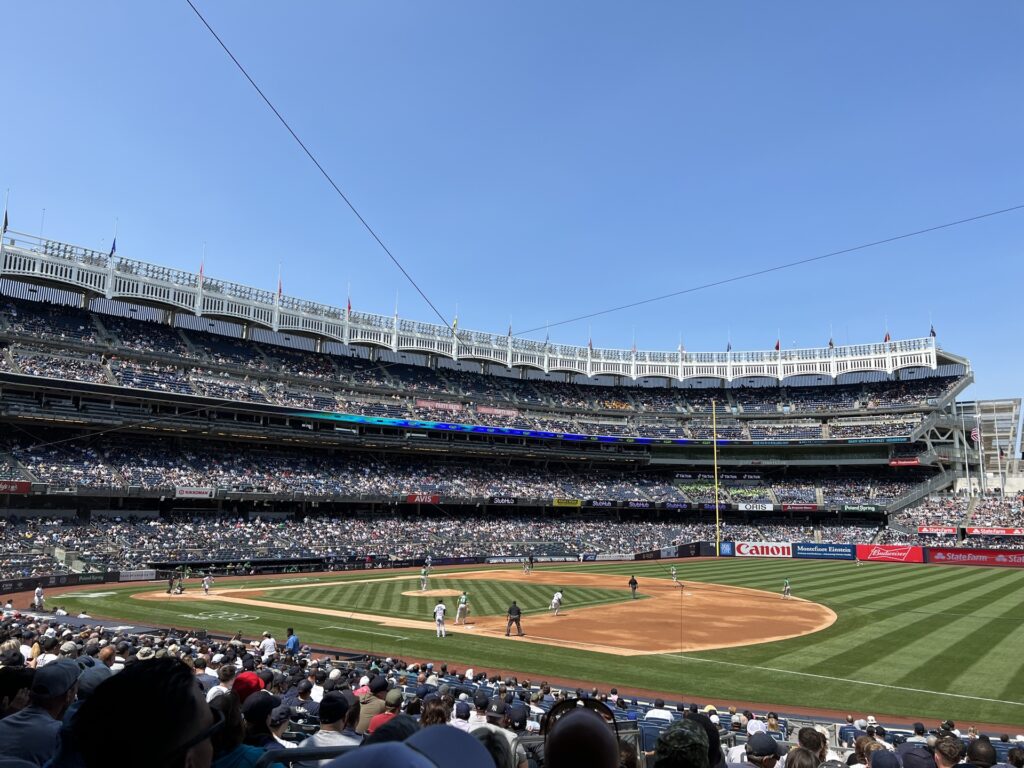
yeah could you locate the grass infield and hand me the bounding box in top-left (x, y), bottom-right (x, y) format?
top-left (52, 558), bottom-right (1024, 725)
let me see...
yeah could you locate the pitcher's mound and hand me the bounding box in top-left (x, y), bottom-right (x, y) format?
top-left (401, 589), bottom-right (463, 597)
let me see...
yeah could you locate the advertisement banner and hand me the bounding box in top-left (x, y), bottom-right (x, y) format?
top-left (552, 498), bottom-right (582, 508)
top-left (596, 553), bottom-right (633, 561)
top-left (793, 542), bottom-right (856, 560)
top-left (406, 494), bottom-right (440, 504)
top-left (918, 526), bottom-right (958, 535)
top-left (0, 480), bottom-right (31, 494)
top-left (477, 406), bottom-right (518, 417)
top-left (717, 541), bottom-right (735, 557)
top-left (739, 502), bottom-right (774, 512)
top-left (415, 399), bottom-right (463, 412)
top-left (174, 486), bottom-right (215, 499)
top-left (489, 497), bottom-right (517, 505)
top-left (888, 458), bottom-right (920, 466)
top-left (675, 472), bottom-right (715, 481)
top-left (843, 504), bottom-right (884, 513)
top-left (782, 504), bottom-right (819, 512)
top-left (965, 527), bottom-right (1024, 537)
top-left (735, 541), bottom-right (793, 558)
top-left (587, 499), bottom-right (619, 508)
top-left (927, 548), bottom-right (1024, 568)
top-left (634, 549), bottom-right (662, 561)
top-left (625, 500), bottom-right (653, 509)
top-left (856, 544), bottom-right (924, 563)
top-left (119, 569), bottom-right (157, 582)
top-left (663, 502), bottom-right (691, 510)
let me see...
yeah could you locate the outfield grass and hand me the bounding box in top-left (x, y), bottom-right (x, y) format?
top-left (52, 559), bottom-right (1024, 726)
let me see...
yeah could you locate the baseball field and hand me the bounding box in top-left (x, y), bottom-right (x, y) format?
top-left (48, 557), bottom-right (1024, 727)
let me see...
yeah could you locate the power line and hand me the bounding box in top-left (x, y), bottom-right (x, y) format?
top-left (183, 0), bottom-right (453, 333)
top-left (515, 203), bottom-right (1024, 336)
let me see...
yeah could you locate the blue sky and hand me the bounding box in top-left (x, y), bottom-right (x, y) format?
top-left (1, 2), bottom-right (1022, 397)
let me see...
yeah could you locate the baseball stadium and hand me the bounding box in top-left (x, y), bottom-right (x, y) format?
top-left (1, 227), bottom-right (1023, 762)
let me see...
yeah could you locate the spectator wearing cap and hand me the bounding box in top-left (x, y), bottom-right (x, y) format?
top-left (652, 718), bottom-right (711, 768)
top-left (290, 679), bottom-right (320, 718)
top-left (472, 698), bottom-right (528, 768)
top-left (469, 690), bottom-right (490, 728)
top-left (210, 693), bottom-right (285, 768)
top-left (869, 752), bottom-right (902, 768)
top-left (905, 723), bottom-right (928, 744)
top-left (326, 723), bottom-right (494, 767)
top-left (241, 692), bottom-right (285, 752)
top-left (450, 700), bottom-right (472, 733)
top-left (355, 676), bottom-right (388, 734)
top-left (0, 657), bottom-right (78, 765)
top-left (734, 732), bottom-right (783, 768)
top-left (74, 657), bottom-right (219, 768)
top-left (646, 698), bottom-right (674, 721)
top-left (367, 687), bottom-right (404, 734)
top-left (267, 704), bottom-right (295, 750)
top-left (232, 671), bottom-right (265, 705)
top-left (296, 691), bottom-right (361, 767)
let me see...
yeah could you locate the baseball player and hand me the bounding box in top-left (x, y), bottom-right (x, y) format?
top-left (782, 578), bottom-right (792, 599)
top-left (425, 555), bottom-right (432, 573)
top-left (420, 567), bottom-right (429, 591)
top-left (202, 575), bottom-right (213, 596)
top-left (670, 566), bottom-right (678, 584)
top-left (628, 575), bottom-right (638, 599)
top-left (434, 599), bottom-right (447, 638)
top-left (550, 589), bottom-right (564, 616)
top-left (522, 557), bottom-right (530, 574)
top-left (33, 585), bottom-right (44, 611)
top-left (456, 591), bottom-right (469, 624)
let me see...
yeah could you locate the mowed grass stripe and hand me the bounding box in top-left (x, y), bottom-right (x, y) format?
top-left (794, 567), bottom-right (1022, 678)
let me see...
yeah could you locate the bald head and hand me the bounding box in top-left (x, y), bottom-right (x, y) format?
top-left (546, 709), bottom-right (618, 768)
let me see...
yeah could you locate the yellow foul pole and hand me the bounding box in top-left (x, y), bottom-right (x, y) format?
top-left (712, 398), bottom-right (721, 556)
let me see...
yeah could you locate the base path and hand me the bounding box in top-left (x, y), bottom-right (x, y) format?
top-left (138, 569), bottom-right (835, 656)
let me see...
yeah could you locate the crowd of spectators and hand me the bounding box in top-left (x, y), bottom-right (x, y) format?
top-left (0, 296), bottom-right (963, 444)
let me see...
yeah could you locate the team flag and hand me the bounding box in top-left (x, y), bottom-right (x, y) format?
top-left (970, 427), bottom-right (980, 444)
top-left (828, 338), bottom-right (835, 349)
top-left (1, 209), bottom-right (7, 235)
top-left (929, 324), bottom-right (937, 338)
top-left (108, 238), bottom-right (117, 258)
top-left (726, 341), bottom-right (732, 352)
top-left (774, 339), bottom-right (780, 352)
top-left (883, 331), bottom-right (891, 343)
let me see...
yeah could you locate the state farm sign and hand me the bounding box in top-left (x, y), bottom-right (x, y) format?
top-left (855, 544), bottom-right (924, 563)
top-left (928, 547), bottom-right (1024, 568)
top-left (917, 526), bottom-right (957, 535)
top-left (735, 541), bottom-right (792, 558)
top-left (965, 527), bottom-right (1024, 537)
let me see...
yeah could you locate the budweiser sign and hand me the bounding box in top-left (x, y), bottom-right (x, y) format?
top-left (0, 480), bottom-right (31, 494)
top-left (965, 527), bottom-right (1024, 537)
top-left (735, 541), bottom-right (792, 558)
top-left (406, 494), bottom-right (440, 504)
top-left (856, 544), bottom-right (924, 563)
top-left (917, 526), bottom-right (957, 535)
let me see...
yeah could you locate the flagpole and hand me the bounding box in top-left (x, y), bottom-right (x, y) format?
top-left (0, 189), bottom-right (8, 264)
top-left (958, 403), bottom-right (972, 496)
top-left (976, 410), bottom-right (986, 496)
top-left (712, 399), bottom-right (721, 556)
top-left (993, 403), bottom-right (1004, 500)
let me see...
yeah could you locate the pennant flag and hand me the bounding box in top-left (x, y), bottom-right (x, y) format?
top-left (347, 297), bottom-right (352, 314)
top-left (108, 238), bottom-right (117, 258)
top-left (929, 324), bottom-right (936, 338)
top-left (970, 426), bottom-right (980, 444)
top-left (883, 331), bottom-right (891, 343)
top-left (774, 339), bottom-right (780, 352)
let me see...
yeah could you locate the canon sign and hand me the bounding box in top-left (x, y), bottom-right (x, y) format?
top-left (735, 541), bottom-right (792, 558)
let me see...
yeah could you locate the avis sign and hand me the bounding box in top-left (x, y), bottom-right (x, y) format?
top-left (734, 541), bottom-right (792, 558)
top-left (406, 494), bottom-right (440, 504)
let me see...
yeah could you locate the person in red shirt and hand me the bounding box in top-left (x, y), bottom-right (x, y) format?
top-left (367, 688), bottom-right (404, 733)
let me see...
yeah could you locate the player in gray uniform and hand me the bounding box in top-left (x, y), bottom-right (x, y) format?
top-left (420, 567), bottom-right (429, 591)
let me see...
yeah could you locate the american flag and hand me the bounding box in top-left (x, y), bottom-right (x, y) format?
top-left (970, 427), bottom-right (980, 444)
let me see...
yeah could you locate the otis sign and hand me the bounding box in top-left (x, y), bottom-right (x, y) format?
top-left (855, 544), bottom-right (924, 563)
top-left (735, 541), bottom-right (792, 558)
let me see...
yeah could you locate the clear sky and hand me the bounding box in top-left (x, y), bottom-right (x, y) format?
top-left (1, 2), bottom-right (1022, 398)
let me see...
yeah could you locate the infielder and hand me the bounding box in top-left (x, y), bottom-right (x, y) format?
top-left (34, 585), bottom-right (44, 611)
top-left (202, 575), bottom-right (213, 596)
top-left (456, 591), bottom-right (469, 624)
top-left (550, 589), bottom-right (564, 616)
top-left (782, 578), bottom-right (791, 599)
top-left (420, 567), bottom-right (429, 591)
top-left (433, 599), bottom-right (447, 638)
top-left (628, 575), bottom-right (638, 599)
top-left (670, 566), bottom-right (678, 584)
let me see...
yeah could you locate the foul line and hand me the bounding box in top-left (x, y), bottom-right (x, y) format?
top-left (661, 653), bottom-right (1024, 707)
top-left (321, 626), bottom-right (409, 641)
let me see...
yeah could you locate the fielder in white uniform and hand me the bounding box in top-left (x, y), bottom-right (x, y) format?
top-left (34, 586), bottom-right (44, 611)
top-left (420, 567), bottom-right (429, 591)
top-left (550, 589), bottom-right (563, 616)
top-left (434, 599), bottom-right (447, 638)
top-left (202, 575), bottom-right (213, 596)
top-left (456, 591), bottom-right (469, 624)
top-left (670, 566), bottom-right (678, 584)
